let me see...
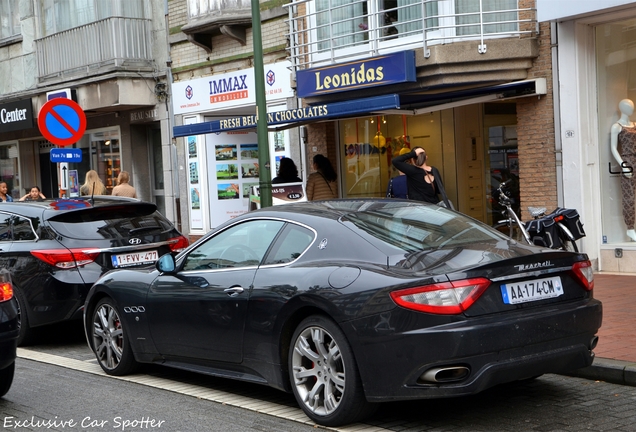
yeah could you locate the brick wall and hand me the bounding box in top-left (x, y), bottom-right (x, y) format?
top-left (516, 19), bottom-right (558, 219)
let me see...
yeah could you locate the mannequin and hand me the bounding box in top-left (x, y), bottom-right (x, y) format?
top-left (610, 98), bottom-right (636, 241)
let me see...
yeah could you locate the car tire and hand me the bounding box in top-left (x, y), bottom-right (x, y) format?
top-left (91, 298), bottom-right (139, 376)
top-left (13, 287), bottom-right (35, 346)
top-left (0, 361), bottom-right (15, 398)
top-left (289, 315), bottom-right (377, 427)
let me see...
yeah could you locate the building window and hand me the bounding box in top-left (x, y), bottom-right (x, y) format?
top-left (316, 0), bottom-right (367, 51)
top-left (596, 18), bottom-right (636, 245)
top-left (187, 0), bottom-right (250, 18)
top-left (455, 0), bottom-right (518, 36)
top-left (40, 0), bottom-right (147, 36)
top-left (0, 0), bottom-right (20, 40)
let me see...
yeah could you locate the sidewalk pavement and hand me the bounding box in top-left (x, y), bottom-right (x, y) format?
top-left (563, 272), bottom-right (636, 386)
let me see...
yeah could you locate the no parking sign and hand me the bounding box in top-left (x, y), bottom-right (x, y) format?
top-left (38, 98), bottom-right (86, 147)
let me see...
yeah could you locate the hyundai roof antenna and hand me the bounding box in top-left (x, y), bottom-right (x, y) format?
top-left (89, 182), bottom-right (95, 205)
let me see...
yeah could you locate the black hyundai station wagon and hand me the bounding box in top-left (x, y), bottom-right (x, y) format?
top-left (0, 197), bottom-right (188, 344)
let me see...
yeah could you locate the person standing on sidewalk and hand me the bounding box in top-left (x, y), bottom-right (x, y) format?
top-left (111, 171), bottom-right (137, 198)
top-left (306, 154), bottom-right (338, 201)
top-left (392, 146), bottom-right (451, 207)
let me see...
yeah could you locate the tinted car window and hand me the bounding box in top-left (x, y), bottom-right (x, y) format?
top-left (183, 220), bottom-right (285, 270)
top-left (12, 216), bottom-right (36, 241)
top-left (0, 213), bottom-right (10, 242)
top-left (342, 204), bottom-right (505, 254)
top-left (48, 209), bottom-right (174, 240)
top-left (263, 224), bottom-right (314, 265)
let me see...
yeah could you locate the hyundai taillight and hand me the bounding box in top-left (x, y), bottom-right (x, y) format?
top-left (30, 249), bottom-right (100, 268)
top-left (0, 282), bottom-right (12, 302)
top-left (571, 260), bottom-right (594, 291)
top-left (168, 235), bottom-right (189, 253)
top-left (390, 278), bottom-right (491, 314)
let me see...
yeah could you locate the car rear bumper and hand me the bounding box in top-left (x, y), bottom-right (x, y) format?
top-left (0, 337), bottom-right (17, 370)
top-left (346, 298), bottom-right (602, 402)
top-left (0, 304), bottom-right (18, 370)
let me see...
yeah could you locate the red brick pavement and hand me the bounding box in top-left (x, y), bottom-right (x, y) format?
top-left (591, 273), bottom-right (636, 363)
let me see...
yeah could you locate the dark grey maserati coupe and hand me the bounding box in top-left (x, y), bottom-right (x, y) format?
top-left (83, 199), bottom-right (602, 427)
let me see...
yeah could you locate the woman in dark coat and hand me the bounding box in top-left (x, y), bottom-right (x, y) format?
top-left (391, 146), bottom-right (451, 207)
top-left (272, 158), bottom-right (302, 184)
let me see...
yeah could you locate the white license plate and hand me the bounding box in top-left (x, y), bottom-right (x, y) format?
top-left (111, 250), bottom-right (158, 268)
top-left (500, 276), bottom-right (564, 305)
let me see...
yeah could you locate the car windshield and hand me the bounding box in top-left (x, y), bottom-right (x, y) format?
top-left (341, 202), bottom-right (507, 254)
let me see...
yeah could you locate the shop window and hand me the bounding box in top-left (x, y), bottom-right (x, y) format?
top-left (69, 129), bottom-right (120, 196)
top-left (596, 18), bottom-right (636, 244)
top-left (0, 144), bottom-right (20, 200)
top-left (484, 103), bottom-right (518, 226)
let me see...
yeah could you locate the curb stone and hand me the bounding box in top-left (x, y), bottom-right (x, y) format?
top-left (562, 357), bottom-right (636, 386)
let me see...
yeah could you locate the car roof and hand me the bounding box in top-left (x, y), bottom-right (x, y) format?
top-left (242, 199), bottom-right (425, 221)
top-left (0, 197), bottom-right (155, 218)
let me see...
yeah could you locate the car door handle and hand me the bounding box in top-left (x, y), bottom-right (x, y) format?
top-left (224, 286), bottom-right (244, 297)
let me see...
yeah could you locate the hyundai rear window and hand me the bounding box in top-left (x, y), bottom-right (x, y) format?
top-left (48, 211), bottom-right (174, 240)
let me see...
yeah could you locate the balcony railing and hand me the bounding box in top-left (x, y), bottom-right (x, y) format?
top-left (35, 17), bottom-right (154, 83)
top-left (284, 0), bottom-right (538, 70)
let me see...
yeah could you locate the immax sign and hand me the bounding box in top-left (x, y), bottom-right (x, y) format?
top-left (0, 99), bottom-right (33, 133)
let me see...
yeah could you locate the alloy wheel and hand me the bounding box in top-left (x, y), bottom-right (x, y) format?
top-left (291, 325), bottom-right (346, 416)
top-left (92, 302), bottom-right (124, 371)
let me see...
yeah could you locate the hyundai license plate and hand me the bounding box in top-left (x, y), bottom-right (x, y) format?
top-left (112, 250), bottom-right (158, 268)
top-left (500, 276), bottom-right (563, 304)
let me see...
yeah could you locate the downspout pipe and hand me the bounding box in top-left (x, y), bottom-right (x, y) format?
top-left (165, 0), bottom-right (181, 231)
top-left (551, 20), bottom-right (565, 207)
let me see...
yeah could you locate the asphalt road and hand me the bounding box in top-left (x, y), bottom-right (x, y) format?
top-left (4, 321), bottom-right (636, 432)
top-left (3, 359), bottom-right (319, 432)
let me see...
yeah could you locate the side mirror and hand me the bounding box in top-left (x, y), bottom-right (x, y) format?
top-left (156, 253), bottom-right (176, 274)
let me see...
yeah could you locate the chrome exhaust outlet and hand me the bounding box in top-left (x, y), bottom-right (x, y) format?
top-left (590, 335), bottom-right (599, 350)
top-left (419, 366), bottom-right (470, 383)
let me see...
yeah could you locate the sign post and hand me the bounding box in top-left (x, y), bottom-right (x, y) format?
top-left (38, 98), bottom-right (86, 197)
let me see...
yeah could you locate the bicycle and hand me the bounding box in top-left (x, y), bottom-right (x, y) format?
top-left (492, 179), bottom-right (584, 252)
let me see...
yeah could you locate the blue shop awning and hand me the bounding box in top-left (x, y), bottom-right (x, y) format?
top-left (173, 78), bottom-right (545, 138)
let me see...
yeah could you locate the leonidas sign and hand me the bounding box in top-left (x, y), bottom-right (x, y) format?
top-left (296, 51), bottom-right (416, 98)
top-left (0, 99), bottom-right (33, 133)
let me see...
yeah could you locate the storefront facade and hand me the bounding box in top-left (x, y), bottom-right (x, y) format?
top-left (284, 0), bottom-right (557, 242)
top-left (538, 0), bottom-right (636, 272)
top-left (170, 0), bottom-right (564, 250)
top-left (171, 62), bottom-right (300, 235)
top-left (0, 0), bottom-right (176, 223)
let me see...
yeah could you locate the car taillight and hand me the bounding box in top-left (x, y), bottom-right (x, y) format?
top-left (168, 235), bottom-right (189, 253)
top-left (30, 249), bottom-right (100, 269)
top-left (390, 278), bottom-right (491, 315)
top-left (571, 260), bottom-right (594, 291)
top-left (0, 282), bottom-right (12, 302)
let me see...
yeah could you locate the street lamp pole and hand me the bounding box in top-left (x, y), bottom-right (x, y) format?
top-left (251, 0), bottom-right (272, 208)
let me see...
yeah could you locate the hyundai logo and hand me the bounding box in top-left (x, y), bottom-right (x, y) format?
top-left (129, 238), bottom-right (142, 245)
